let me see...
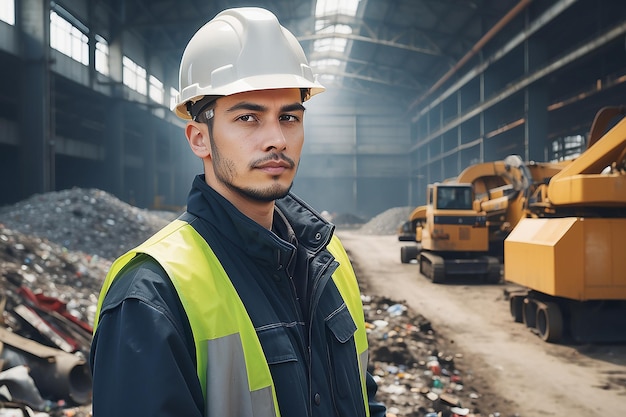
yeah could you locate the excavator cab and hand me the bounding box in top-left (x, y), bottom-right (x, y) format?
top-left (436, 186), bottom-right (473, 210)
top-left (421, 183), bottom-right (488, 254)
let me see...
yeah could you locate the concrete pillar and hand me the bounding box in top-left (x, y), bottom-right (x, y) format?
top-left (104, 100), bottom-right (124, 197)
top-left (18, 0), bottom-right (52, 199)
top-left (525, 38), bottom-right (549, 162)
top-left (481, 71), bottom-right (498, 162)
top-left (143, 115), bottom-right (157, 208)
top-left (525, 84), bottom-right (548, 162)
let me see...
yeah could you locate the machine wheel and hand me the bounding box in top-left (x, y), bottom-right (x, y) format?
top-left (522, 298), bottom-right (537, 329)
top-left (536, 301), bottom-right (564, 343)
top-left (509, 295), bottom-right (524, 323)
top-left (400, 245), bottom-right (419, 264)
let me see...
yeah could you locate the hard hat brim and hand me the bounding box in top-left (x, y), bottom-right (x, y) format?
top-left (174, 74), bottom-right (325, 120)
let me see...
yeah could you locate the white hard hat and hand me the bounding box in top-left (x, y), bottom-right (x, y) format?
top-left (173, 7), bottom-right (325, 120)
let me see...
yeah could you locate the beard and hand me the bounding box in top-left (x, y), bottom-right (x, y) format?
top-left (210, 141), bottom-right (295, 202)
top-left (232, 182), bottom-right (293, 202)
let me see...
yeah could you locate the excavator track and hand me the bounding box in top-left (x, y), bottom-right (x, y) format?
top-left (419, 252), bottom-right (501, 284)
top-left (419, 252), bottom-right (445, 283)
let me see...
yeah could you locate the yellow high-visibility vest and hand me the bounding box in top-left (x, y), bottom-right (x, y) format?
top-left (94, 218), bottom-right (370, 416)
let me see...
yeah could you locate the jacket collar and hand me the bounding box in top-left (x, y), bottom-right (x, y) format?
top-left (186, 175), bottom-right (334, 269)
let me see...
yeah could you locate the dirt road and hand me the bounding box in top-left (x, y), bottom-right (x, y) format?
top-left (337, 230), bottom-right (626, 416)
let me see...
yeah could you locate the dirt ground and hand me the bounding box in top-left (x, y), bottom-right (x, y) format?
top-left (337, 230), bottom-right (626, 417)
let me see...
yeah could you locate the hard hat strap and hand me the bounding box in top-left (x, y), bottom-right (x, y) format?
top-left (188, 96), bottom-right (218, 122)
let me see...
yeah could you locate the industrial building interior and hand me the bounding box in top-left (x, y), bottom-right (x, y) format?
top-left (0, 0), bottom-right (624, 219)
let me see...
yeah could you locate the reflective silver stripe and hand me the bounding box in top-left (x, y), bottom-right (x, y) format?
top-left (360, 350), bottom-right (368, 384)
top-left (250, 386), bottom-right (276, 417)
top-left (205, 333), bottom-right (277, 417)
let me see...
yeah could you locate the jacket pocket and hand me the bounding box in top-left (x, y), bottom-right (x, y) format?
top-left (326, 305), bottom-right (361, 400)
top-left (257, 325), bottom-right (298, 365)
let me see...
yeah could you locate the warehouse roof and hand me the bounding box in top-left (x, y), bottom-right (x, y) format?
top-left (86, 0), bottom-right (522, 106)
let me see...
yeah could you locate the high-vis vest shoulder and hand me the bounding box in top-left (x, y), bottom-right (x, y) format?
top-left (94, 218), bottom-right (370, 417)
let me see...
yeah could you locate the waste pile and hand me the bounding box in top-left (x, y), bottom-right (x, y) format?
top-left (0, 188), bottom-right (508, 416)
top-left (363, 295), bottom-right (509, 417)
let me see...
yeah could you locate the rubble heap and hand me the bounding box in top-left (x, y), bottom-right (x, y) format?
top-left (0, 188), bottom-right (511, 417)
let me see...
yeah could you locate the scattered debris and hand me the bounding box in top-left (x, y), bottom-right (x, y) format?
top-left (364, 295), bottom-right (501, 417)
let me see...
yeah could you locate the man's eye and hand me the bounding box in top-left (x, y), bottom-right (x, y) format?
top-left (237, 114), bottom-right (256, 122)
top-left (280, 115), bottom-right (300, 122)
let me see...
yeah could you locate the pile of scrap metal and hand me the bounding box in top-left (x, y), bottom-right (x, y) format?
top-left (0, 271), bottom-right (92, 416)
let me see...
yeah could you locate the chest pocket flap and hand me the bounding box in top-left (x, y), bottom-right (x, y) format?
top-left (326, 305), bottom-right (357, 343)
top-left (257, 325), bottom-right (298, 365)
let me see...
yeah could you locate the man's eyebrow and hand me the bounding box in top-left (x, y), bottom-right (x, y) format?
top-left (225, 102), bottom-right (306, 113)
top-left (281, 103), bottom-right (306, 113)
top-left (226, 102), bottom-right (265, 113)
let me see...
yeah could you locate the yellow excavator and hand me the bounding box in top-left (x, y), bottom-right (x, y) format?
top-left (415, 181), bottom-right (499, 283)
top-left (506, 106), bottom-right (626, 343)
top-left (400, 155), bottom-right (564, 283)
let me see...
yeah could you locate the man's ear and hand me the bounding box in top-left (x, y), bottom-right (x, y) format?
top-left (185, 122), bottom-right (211, 158)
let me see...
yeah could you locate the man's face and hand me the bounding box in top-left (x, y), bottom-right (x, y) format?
top-left (204, 88), bottom-right (305, 203)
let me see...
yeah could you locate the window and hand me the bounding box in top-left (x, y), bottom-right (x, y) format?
top-left (169, 87), bottom-right (179, 111)
top-left (95, 35), bottom-right (109, 76)
top-left (149, 75), bottom-right (164, 104)
top-left (50, 11), bottom-right (89, 65)
top-left (437, 187), bottom-right (472, 210)
top-left (0, 0), bottom-right (15, 25)
top-left (550, 135), bottom-right (584, 162)
top-left (123, 56), bottom-right (147, 95)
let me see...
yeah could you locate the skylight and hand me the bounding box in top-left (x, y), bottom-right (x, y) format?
top-left (0, 0), bottom-right (15, 25)
top-left (315, 0), bottom-right (360, 17)
top-left (311, 0), bottom-right (361, 85)
top-left (314, 37), bottom-right (348, 53)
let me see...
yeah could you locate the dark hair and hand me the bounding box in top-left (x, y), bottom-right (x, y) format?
top-left (300, 88), bottom-right (310, 102)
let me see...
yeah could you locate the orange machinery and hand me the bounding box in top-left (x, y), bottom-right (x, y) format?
top-left (506, 106), bottom-right (626, 343)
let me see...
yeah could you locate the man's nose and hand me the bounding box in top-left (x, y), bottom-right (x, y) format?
top-left (263, 120), bottom-right (288, 150)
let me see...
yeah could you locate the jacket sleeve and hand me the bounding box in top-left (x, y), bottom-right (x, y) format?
top-left (367, 371), bottom-right (387, 417)
top-left (89, 257), bottom-right (204, 417)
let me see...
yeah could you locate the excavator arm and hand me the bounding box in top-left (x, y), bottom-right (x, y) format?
top-left (547, 106), bottom-right (626, 207)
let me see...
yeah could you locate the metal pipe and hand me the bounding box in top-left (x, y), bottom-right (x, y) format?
top-left (0, 328), bottom-right (92, 405)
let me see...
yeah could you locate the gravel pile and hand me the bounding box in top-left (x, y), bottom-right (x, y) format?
top-left (0, 188), bottom-right (180, 260)
top-left (358, 206), bottom-right (412, 235)
top-left (332, 212), bottom-right (367, 227)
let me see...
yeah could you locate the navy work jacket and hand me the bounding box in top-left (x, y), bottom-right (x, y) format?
top-left (89, 175), bottom-right (386, 417)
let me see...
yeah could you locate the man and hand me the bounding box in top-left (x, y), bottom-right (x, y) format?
top-left (90, 7), bottom-right (386, 417)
